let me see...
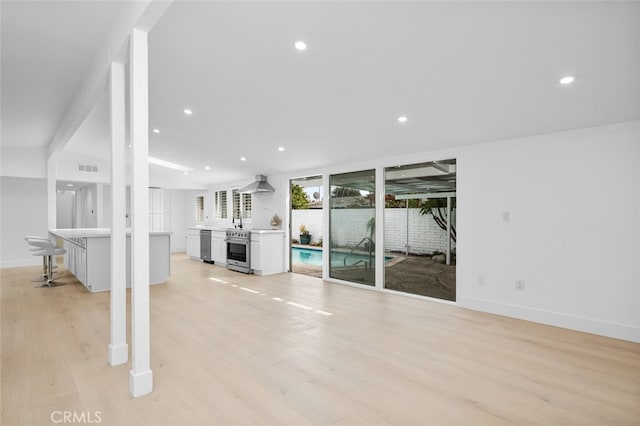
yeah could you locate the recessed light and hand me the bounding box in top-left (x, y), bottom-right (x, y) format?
top-left (183, 108), bottom-right (193, 115)
top-left (278, 146), bottom-right (285, 152)
top-left (397, 116), bottom-right (408, 123)
top-left (66, 184), bottom-right (74, 187)
top-left (184, 172), bottom-right (189, 175)
top-left (152, 128), bottom-right (160, 134)
top-left (205, 166), bottom-right (211, 170)
top-left (128, 144), bottom-right (132, 148)
top-left (559, 75), bottom-right (576, 85)
top-left (294, 41), bottom-right (307, 51)
top-left (240, 157), bottom-right (247, 162)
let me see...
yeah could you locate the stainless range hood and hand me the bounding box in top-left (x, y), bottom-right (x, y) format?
top-left (239, 175), bottom-right (275, 194)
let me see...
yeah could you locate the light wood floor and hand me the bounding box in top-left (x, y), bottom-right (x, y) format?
top-left (2, 253), bottom-right (639, 425)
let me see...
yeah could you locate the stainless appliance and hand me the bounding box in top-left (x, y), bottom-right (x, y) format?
top-left (238, 174), bottom-right (275, 194)
top-left (200, 229), bottom-right (213, 264)
top-left (225, 229), bottom-right (252, 273)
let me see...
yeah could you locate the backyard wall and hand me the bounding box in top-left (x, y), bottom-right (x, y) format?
top-left (291, 209), bottom-right (323, 243)
top-left (291, 208), bottom-right (455, 254)
top-left (384, 208), bottom-right (456, 254)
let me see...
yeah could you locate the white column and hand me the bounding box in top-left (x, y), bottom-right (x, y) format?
top-left (47, 156), bottom-right (57, 229)
top-left (129, 28), bottom-right (153, 398)
top-left (108, 60), bottom-right (128, 366)
top-left (322, 174), bottom-right (330, 281)
top-left (375, 166), bottom-right (384, 290)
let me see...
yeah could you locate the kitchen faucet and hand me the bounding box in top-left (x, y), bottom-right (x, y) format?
top-left (233, 210), bottom-right (243, 229)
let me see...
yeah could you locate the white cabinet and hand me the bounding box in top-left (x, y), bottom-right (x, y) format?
top-left (250, 231), bottom-right (285, 275)
top-left (149, 188), bottom-right (164, 231)
top-left (51, 229), bottom-right (170, 293)
top-left (63, 237), bottom-right (88, 289)
top-left (212, 230), bottom-right (226, 265)
top-left (186, 228), bottom-right (201, 259)
top-left (250, 237), bottom-right (260, 271)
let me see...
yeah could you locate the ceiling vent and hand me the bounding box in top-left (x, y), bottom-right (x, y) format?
top-left (78, 164), bottom-right (98, 172)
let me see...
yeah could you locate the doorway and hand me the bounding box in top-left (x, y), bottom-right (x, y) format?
top-left (289, 175), bottom-right (323, 278)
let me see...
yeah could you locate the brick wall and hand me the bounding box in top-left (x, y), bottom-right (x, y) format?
top-left (384, 208), bottom-right (456, 254)
top-left (291, 208), bottom-right (456, 254)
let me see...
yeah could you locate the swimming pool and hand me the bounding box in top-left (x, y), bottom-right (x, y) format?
top-left (292, 247), bottom-right (392, 267)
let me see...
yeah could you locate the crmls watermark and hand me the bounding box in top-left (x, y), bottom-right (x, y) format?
top-left (50, 411), bottom-right (102, 424)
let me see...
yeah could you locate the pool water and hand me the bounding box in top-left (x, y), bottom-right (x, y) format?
top-left (292, 247), bottom-right (392, 267)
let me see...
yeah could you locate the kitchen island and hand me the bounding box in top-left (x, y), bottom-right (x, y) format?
top-left (49, 228), bottom-right (171, 293)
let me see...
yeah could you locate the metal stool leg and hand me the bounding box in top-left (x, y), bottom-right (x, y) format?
top-left (36, 255), bottom-right (66, 288)
top-left (30, 256), bottom-right (49, 282)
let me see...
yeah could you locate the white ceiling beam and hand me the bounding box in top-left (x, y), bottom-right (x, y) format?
top-left (47, 0), bottom-right (174, 159)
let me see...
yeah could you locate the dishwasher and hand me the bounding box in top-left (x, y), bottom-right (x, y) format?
top-left (200, 229), bottom-right (213, 263)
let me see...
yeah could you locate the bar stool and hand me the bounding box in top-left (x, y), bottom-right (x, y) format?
top-left (24, 236), bottom-right (54, 282)
top-left (24, 237), bottom-right (66, 287)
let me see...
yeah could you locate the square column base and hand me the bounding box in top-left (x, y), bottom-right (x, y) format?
top-left (108, 343), bottom-right (128, 366)
top-left (129, 369), bottom-right (153, 397)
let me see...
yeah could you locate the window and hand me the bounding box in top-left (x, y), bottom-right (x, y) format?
top-left (232, 189), bottom-right (252, 219)
top-left (214, 190), bottom-right (227, 219)
top-left (242, 193), bottom-right (252, 218)
top-left (195, 195), bottom-right (204, 221)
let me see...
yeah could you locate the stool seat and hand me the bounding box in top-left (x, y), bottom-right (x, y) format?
top-left (24, 236), bottom-right (66, 287)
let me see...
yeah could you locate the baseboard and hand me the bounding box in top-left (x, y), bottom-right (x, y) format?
top-left (1, 258), bottom-right (42, 269)
top-left (457, 296), bottom-right (640, 343)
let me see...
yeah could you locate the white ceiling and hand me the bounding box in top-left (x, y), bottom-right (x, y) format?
top-left (3, 1), bottom-right (640, 188)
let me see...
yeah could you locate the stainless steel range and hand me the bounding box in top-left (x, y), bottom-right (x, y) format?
top-left (225, 229), bottom-right (252, 273)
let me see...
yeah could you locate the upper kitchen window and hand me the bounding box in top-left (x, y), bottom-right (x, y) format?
top-left (214, 190), bottom-right (227, 219)
top-left (195, 195), bottom-right (205, 222)
top-left (232, 189), bottom-right (252, 219)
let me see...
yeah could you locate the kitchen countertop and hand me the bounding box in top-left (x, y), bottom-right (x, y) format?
top-left (50, 228), bottom-right (172, 238)
top-left (187, 226), bottom-right (284, 234)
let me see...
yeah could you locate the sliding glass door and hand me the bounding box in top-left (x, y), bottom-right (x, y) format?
top-left (383, 160), bottom-right (457, 301)
top-left (329, 169), bottom-right (376, 286)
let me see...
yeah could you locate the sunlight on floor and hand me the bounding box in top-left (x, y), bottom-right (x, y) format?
top-left (208, 275), bottom-right (334, 316)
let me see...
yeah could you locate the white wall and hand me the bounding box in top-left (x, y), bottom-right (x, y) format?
top-left (291, 209), bottom-right (323, 243)
top-left (56, 151), bottom-right (111, 184)
top-left (457, 122), bottom-right (640, 342)
top-left (0, 177), bottom-right (49, 267)
top-left (77, 184), bottom-right (98, 228)
top-left (250, 177), bottom-right (287, 229)
top-left (56, 191), bottom-right (75, 228)
top-left (0, 146), bottom-right (47, 178)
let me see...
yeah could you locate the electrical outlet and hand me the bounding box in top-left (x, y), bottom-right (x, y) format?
top-left (478, 275), bottom-right (485, 286)
top-left (515, 280), bottom-right (525, 291)
top-left (502, 211), bottom-right (510, 222)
